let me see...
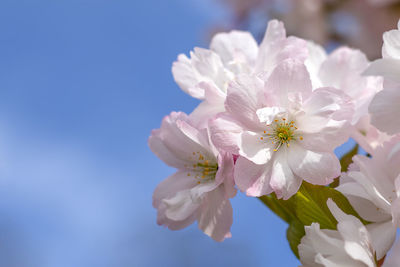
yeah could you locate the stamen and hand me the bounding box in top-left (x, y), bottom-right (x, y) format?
top-left (259, 116), bottom-right (302, 152)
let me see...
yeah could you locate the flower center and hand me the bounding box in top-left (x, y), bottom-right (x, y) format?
top-left (185, 152), bottom-right (218, 184)
top-left (260, 117), bottom-right (303, 151)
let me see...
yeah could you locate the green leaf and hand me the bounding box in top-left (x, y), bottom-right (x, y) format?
top-left (259, 193), bottom-right (296, 224)
top-left (286, 220), bottom-right (305, 259)
top-left (297, 182), bottom-right (369, 227)
top-left (340, 144), bottom-right (359, 172)
top-left (259, 193), bottom-right (304, 258)
top-left (258, 181), bottom-right (370, 259)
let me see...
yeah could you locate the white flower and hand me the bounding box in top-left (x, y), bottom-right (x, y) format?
top-left (364, 20), bottom-right (400, 135)
top-left (337, 136), bottom-right (400, 259)
top-left (172, 20), bottom-right (308, 126)
top-left (305, 42), bottom-right (383, 153)
top-left (210, 59), bottom-right (353, 199)
top-left (299, 199), bottom-right (376, 267)
top-left (149, 112), bottom-right (236, 241)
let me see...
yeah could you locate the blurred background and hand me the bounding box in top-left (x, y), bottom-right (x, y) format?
top-left (0, 0), bottom-right (398, 266)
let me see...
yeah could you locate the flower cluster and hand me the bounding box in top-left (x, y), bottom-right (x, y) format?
top-left (149, 19), bottom-right (400, 266)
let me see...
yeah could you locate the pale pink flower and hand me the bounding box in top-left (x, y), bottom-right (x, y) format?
top-left (337, 136), bottom-right (400, 259)
top-left (172, 20), bottom-right (307, 126)
top-left (149, 112), bottom-right (236, 241)
top-left (364, 20), bottom-right (400, 135)
top-left (210, 59), bottom-right (353, 199)
top-left (313, 46), bottom-right (381, 125)
top-left (299, 199), bottom-right (377, 267)
top-left (305, 43), bottom-right (383, 153)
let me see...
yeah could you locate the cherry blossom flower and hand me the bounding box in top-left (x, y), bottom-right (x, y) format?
top-left (364, 20), bottom-right (400, 135)
top-left (299, 199), bottom-right (377, 267)
top-left (210, 59), bottom-right (353, 199)
top-left (149, 112), bottom-right (236, 241)
top-left (172, 20), bottom-right (307, 126)
top-left (337, 136), bottom-right (400, 259)
top-left (305, 43), bottom-right (383, 154)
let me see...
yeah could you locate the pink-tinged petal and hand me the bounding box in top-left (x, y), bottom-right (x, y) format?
top-left (172, 48), bottom-right (231, 99)
top-left (189, 182), bottom-right (219, 201)
top-left (299, 224), bottom-right (344, 267)
top-left (364, 58), bottom-right (400, 83)
top-left (148, 131), bottom-right (187, 169)
top-left (255, 20), bottom-right (286, 73)
top-left (270, 148), bottom-right (302, 199)
top-left (175, 119), bottom-right (211, 154)
top-left (210, 30), bottom-right (258, 70)
top-left (287, 143), bottom-right (340, 185)
top-left (209, 113), bottom-right (243, 154)
top-left (239, 131), bottom-right (273, 165)
top-left (264, 59), bottom-right (313, 107)
top-left (198, 186), bottom-right (233, 242)
top-left (369, 80), bottom-right (400, 135)
top-left (163, 189), bottom-right (201, 221)
top-left (215, 152), bottom-right (236, 198)
top-left (153, 172), bottom-right (200, 225)
top-left (256, 20), bottom-right (307, 74)
top-left (295, 86), bottom-right (353, 151)
top-left (201, 81), bottom-right (227, 104)
top-left (190, 48), bottom-right (231, 91)
top-left (153, 171), bottom-right (198, 209)
top-left (234, 156), bottom-right (273, 197)
top-left (225, 74), bottom-right (265, 131)
top-left (366, 221), bottom-right (396, 260)
top-left (189, 100), bottom-right (225, 129)
top-left (156, 203), bottom-right (198, 231)
top-left (327, 199), bottom-right (376, 266)
top-left (347, 169), bottom-right (392, 214)
top-left (296, 119), bottom-right (349, 152)
top-left (351, 119), bottom-right (391, 156)
top-left (345, 195), bottom-right (390, 223)
top-left (319, 47), bottom-right (369, 97)
top-left (383, 28), bottom-right (400, 60)
top-left (305, 41), bottom-right (327, 89)
top-left (301, 87), bottom-right (353, 121)
top-left (373, 135), bottom-right (400, 175)
top-left (353, 155), bottom-right (396, 207)
top-left (151, 112), bottom-right (212, 166)
top-left (172, 54), bottom-right (205, 99)
top-left (189, 81), bottom-right (227, 128)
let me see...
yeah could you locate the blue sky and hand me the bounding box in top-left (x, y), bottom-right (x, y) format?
top-left (0, 1), bottom-right (358, 266)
